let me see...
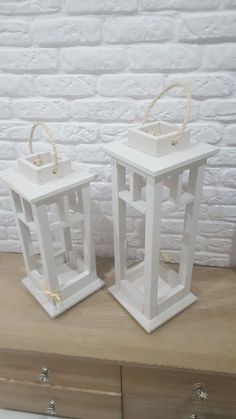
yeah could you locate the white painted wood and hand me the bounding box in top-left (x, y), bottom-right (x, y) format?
top-left (101, 141), bottom-right (218, 177)
top-left (1, 162), bottom-right (104, 318)
top-left (56, 197), bottom-right (73, 264)
top-left (32, 203), bottom-right (59, 291)
top-left (143, 177), bottom-right (162, 319)
top-left (81, 184), bottom-right (96, 277)
top-left (0, 163), bottom-right (93, 204)
top-left (179, 163), bottom-right (206, 294)
top-left (130, 172), bottom-right (143, 201)
top-left (103, 138), bottom-right (217, 333)
top-left (169, 171), bottom-right (182, 203)
top-left (119, 190), bottom-right (146, 215)
top-left (10, 190), bottom-right (35, 275)
top-left (18, 152), bottom-right (72, 185)
top-left (112, 160), bottom-right (127, 289)
top-left (128, 121), bottom-right (190, 157)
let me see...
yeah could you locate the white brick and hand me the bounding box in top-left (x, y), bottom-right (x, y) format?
top-left (0, 197), bottom-right (11, 211)
top-left (201, 100), bottom-right (236, 121)
top-left (202, 188), bottom-right (236, 205)
top-left (167, 74), bottom-right (234, 98)
top-left (178, 14), bottom-right (236, 41)
top-left (98, 74), bottom-right (164, 98)
top-left (36, 75), bottom-right (96, 97)
top-left (208, 147), bottom-right (236, 166)
top-left (0, 227), bottom-right (6, 240)
top-left (0, 0), bottom-right (60, 14)
top-left (199, 221), bottom-right (235, 238)
top-left (0, 142), bottom-right (16, 160)
top-left (0, 75), bottom-right (33, 97)
top-left (209, 205), bottom-right (236, 222)
top-left (138, 99), bottom-right (199, 123)
top-left (129, 45), bottom-right (200, 71)
top-left (224, 125), bottom-right (236, 145)
top-left (0, 99), bottom-right (12, 119)
top-left (90, 182), bottom-right (112, 200)
top-left (204, 168), bottom-right (222, 185)
top-left (60, 47), bottom-right (127, 73)
top-left (221, 168), bottom-right (236, 188)
top-left (202, 45), bottom-right (236, 70)
top-left (99, 124), bottom-right (128, 143)
top-left (34, 18), bottom-right (100, 47)
top-left (194, 252), bottom-right (232, 267)
top-left (72, 99), bottom-right (137, 122)
top-left (0, 20), bottom-right (31, 46)
top-left (0, 211), bottom-right (15, 226)
top-left (206, 238), bottom-right (233, 253)
top-left (53, 123), bottom-right (98, 144)
top-left (14, 99), bottom-right (71, 121)
top-left (79, 164), bottom-right (105, 181)
top-left (103, 17), bottom-right (173, 43)
top-left (66, 0), bottom-right (137, 13)
top-left (141, 0), bottom-right (221, 10)
top-left (224, 0), bottom-right (236, 8)
top-left (76, 145), bottom-right (110, 164)
top-left (190, 124), bottom-right (223, 145)
top-left (0, 49), bottom-right (57, 72)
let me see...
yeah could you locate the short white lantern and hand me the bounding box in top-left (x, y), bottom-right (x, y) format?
top-left (102, 82), bottom-right (218, 333)
top-left (0, 123), bottom-right (104, 318)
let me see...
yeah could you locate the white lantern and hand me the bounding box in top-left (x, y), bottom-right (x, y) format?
top-left (102, 82), bottom-right (218, 333)
top-left (0, 123), bottom-right (104, 318)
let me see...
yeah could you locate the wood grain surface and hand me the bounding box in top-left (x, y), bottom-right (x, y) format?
top-left (0, 253), bottom-right (236, 375)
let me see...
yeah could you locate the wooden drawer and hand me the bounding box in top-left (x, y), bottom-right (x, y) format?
top-left (0, 378), bottom-right (122, 419)
top-left (123, 366), bottom-right (236, 419)
top-left (0, 349), bottom-right (120, 393)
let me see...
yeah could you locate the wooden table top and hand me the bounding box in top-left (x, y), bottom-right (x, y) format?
top-left (0, 253), bottom-right (235, 375)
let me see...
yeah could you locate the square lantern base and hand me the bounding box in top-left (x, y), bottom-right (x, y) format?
top-left (22, 273), bottom-right (104, 318)
top-left (109, 262), bottom-right (197, 333)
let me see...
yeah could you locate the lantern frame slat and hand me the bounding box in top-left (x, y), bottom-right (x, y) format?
top-left (102, 140), bottom-right (218, 333)
top-left (1, 164), bottom-right (104, 318)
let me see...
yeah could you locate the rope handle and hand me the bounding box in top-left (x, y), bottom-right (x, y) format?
top-left (29, 122), bottom-right (59, 174)
top-left (142, 81), bottom-right (192, 146)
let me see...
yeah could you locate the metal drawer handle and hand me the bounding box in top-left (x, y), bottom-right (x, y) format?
top-left (38, 366), bottom-right (49, 383)
top-left (46, 400), bottom-right (56, 415)
top-left (194, 383), bottom-right (208, 401)
top-left (190, 415), bottom-right (198, 419)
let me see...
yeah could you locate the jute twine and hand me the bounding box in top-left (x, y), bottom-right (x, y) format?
top-left (142, 81), bottom-right (192, 146)
top-left (29, 122), bottom-right (59, 174)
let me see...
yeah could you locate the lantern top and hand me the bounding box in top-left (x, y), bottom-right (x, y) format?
top-left (0, 164), bottom-right (93, 204)
top-left (102, 140), bottom-right (218, 177)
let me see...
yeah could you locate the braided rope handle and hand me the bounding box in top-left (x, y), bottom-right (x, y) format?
top-left (29, 122), bottom-right (58, 174)
top-left (142, 81), bottom-right (192, 146)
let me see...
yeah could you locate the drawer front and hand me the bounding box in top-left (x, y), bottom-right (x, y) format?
top-left (123, 366), bottom-right (236, 419)
top-left (0, 379), bottom-right (122, 419)
top-left (0, 349), bottom-right (120, 392)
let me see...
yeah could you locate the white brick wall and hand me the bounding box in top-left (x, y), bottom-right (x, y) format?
top-left (0, 0), bottom-right (235, 267)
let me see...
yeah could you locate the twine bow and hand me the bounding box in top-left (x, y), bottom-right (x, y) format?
top-left (41, 284), bottom-right (61, 306)
top-left (142, 81), bottom-right (192, 146)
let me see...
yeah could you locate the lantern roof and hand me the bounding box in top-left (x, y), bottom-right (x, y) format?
top-left (102, 140), bottom-right (218, 177)
top-left (0, 163), bottom-right (93, 204)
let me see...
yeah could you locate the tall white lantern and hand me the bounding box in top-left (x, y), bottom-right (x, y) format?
top-left (0, 123), bottom-right (104, 318)
top-left (102, 82), bottom-right (218, 333)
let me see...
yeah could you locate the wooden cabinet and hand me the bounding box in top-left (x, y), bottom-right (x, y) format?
top-left (0, 349), bottom-right (122, 419)
top-left (122, 366), bottom-right (236, 419)
top-left (0, 254), bottom-right (236, 418)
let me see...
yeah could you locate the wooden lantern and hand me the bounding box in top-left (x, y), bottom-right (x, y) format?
top-left (0, 123), bottom-right (104, 318)
top-left (102, 82), bottom-right (218, 333)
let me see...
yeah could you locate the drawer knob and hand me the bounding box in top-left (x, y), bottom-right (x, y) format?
top-left (46, 400), bottom-right (56, 415)
top-left (38, 366), bottom-right (49, 383)
top-left (190, 415), bottom-right (198, 419)
top-left (194, 383), bottom-right (208, 401)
